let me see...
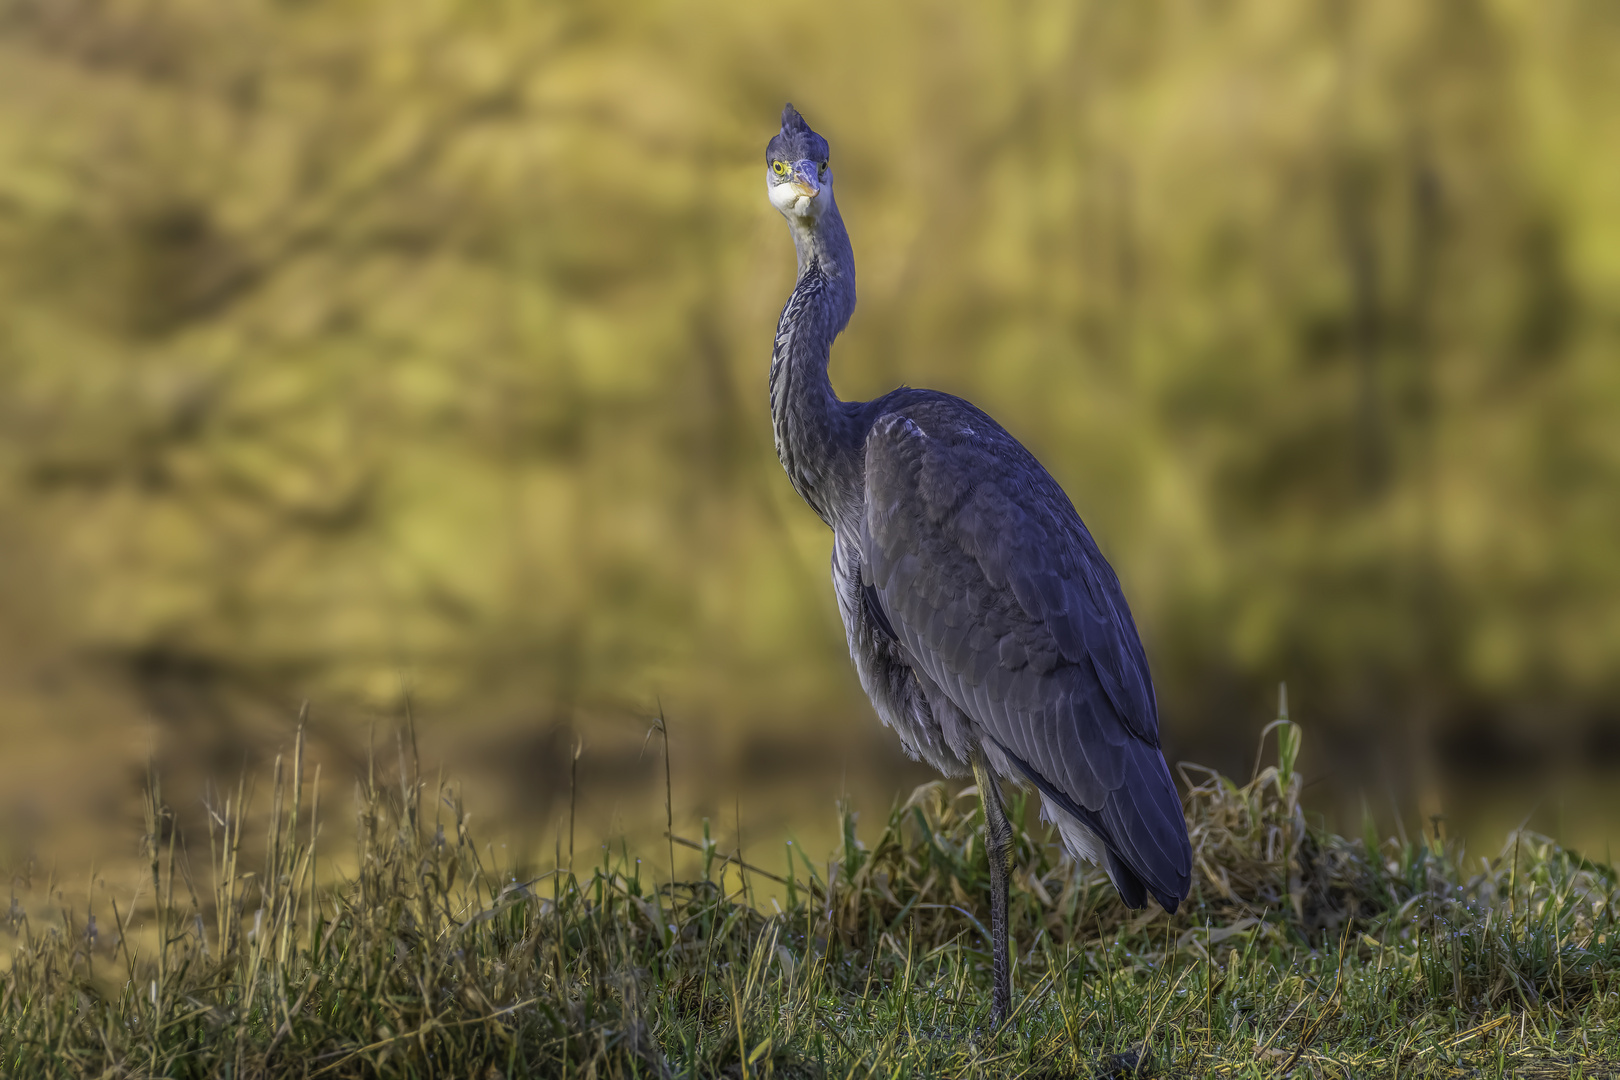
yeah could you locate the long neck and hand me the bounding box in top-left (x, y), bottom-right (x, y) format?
top-left (769, 199), bottom-right (859, 525)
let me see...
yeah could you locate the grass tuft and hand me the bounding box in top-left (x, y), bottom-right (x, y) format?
top-left (4, 722), bottom-right (1620, 1077)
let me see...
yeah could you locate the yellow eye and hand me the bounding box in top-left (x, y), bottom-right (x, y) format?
top-left (771, 161), bottom-right (789, 176)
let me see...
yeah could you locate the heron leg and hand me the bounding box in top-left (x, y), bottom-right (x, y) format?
top-left (972, 754), bottom-right (1013, 1027)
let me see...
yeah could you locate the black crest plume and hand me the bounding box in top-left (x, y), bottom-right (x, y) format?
top-left (768, 103), bottom-right (829, 164)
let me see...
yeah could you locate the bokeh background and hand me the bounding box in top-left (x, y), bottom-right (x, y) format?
top-left (2, 0), bottom-right (1619, 884)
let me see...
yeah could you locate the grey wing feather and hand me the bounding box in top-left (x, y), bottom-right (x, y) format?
top-left (860, 402), bottom-right (1191, 910)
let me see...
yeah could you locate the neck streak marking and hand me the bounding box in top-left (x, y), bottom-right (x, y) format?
top-left (769, 258), bottom-right (845, 523)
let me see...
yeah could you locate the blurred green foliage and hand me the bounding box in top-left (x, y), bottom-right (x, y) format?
top-left (1, 0), bottom-right (1618, 776)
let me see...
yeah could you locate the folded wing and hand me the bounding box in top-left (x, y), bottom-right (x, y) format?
top-left (860, 404), bottom-right (1191, 910)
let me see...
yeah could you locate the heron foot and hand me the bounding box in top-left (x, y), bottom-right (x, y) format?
top-left (1093, 1042), bottom-right (1155, 1079)
top-left (967, 1013), bottom-right (1021, 1047)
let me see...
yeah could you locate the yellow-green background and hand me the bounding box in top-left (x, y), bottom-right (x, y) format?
top-left (2, 0), bottom-right (1619, 880)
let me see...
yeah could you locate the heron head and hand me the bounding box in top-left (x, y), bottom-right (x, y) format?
top-left (766, 103), bottom-right (832, 224)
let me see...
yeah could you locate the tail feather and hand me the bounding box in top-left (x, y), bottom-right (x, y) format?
top-left (999, 736), bottom-right (1191, 912)
top-left (1104, 750), bottom-right (1192, 911)
top-left (1106, 850), bottom-right (1148, 909)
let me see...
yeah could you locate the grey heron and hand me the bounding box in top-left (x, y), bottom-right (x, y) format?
top-left (763, 104), bottom-right (1192, 1026)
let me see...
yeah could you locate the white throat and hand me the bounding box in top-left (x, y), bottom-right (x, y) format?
top-left (768, 179), bottom-right (829, 223)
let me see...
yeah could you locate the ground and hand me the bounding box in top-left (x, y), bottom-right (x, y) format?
top-left (4, 724), bottom-right (1618, 1078)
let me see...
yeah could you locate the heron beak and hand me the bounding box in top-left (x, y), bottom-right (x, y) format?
top-left (789, 160), bottom-right (821, 199)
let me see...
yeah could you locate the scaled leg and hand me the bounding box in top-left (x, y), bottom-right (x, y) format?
top-left (972, 754), bottom-right (1013, 1026)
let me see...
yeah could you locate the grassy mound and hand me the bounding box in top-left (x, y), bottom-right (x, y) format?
top-left (4, 722), bottom-right (1618, 1078)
